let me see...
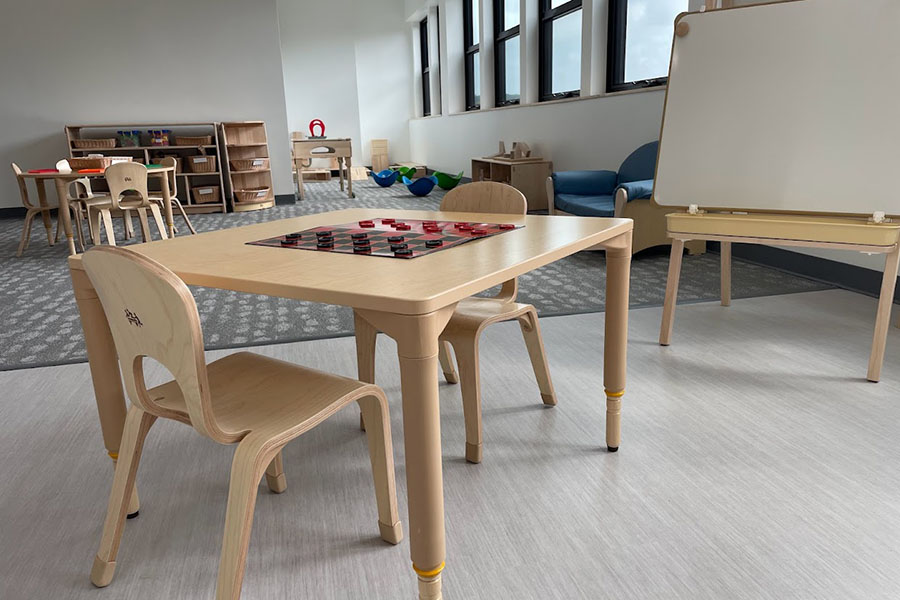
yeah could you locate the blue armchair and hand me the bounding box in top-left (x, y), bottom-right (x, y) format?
top-left (547, 141), bottom-right (704, 254)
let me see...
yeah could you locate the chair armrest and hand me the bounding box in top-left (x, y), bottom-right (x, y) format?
top-left (615, 179), bottom-right (654, 201)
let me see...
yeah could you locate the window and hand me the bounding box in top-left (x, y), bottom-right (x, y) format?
top-left (494, 0), bottom-right (520, 106)
top-left (539, 0), bottom-right (582, 101)
top-left (464, 0), bottom-right (481, 110)
top-left (420, 18), bottom-right (431, 116)
top-left (607, 0), bottom-right (689, 92)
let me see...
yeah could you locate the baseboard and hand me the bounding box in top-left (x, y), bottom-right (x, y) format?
top-left (274, 193), bottom-right (296, 206)
top-left (712, 241), bottom-right (900, 303)
top-left (0, 207), bottom-right (28, 219)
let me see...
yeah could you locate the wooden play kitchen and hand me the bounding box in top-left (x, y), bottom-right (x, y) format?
top-left (655, 0), bottom-right (900, 382)
top-left (293, 137), bottom-right (355, 200)
top-left (471, 142), bottom-right (553, 211)
top-left (68, 207), bottom-right (633, 600)
top-left (65, 123), bottom-right (227, 214)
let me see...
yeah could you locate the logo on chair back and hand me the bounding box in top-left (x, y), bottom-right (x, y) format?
top-left (124, 308), bottom-right (143, 327)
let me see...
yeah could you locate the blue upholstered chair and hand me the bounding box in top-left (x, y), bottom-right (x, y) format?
top-left (547, 141), bottom-right (704, 254)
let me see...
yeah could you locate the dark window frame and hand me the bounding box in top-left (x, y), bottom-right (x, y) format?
top-left (464, 0), bottom-right (481, 110)
top-left (493, 0), bottom-right (520, 106)
top-left (606, 0), bottom-right (673, 93)
top-left (539, 0), bottom-right (582, 102)
top-left (420, 17), bottom-right (431, 116)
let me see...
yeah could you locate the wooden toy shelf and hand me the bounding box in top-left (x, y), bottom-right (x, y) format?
top-left (64, 122), bottom-right (227, 214)
top-left (220, 121), bottom-right (275, 212)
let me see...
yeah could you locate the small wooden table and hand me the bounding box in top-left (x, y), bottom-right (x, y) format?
top-left (292, 138), bottom-right (354, 200)
top-left (68, 208), bottom-right (632, 599)
top-left (17, 165), bottom-right (177, 255)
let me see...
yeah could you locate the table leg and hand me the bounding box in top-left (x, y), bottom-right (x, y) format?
top-left (53, 178), bottom-right (77, 255)
top-left (867, 245), bottom-right (900, 382)
top-left (603, 230), bottom-right (633, 452)
top-left (159, 172), bottom-right (175, 238)
top-left (35, 179), bottom-right (54, 246)
top-left (347, 156), bottom-right (354, 198)
top-left (297, 161), bottom-right (305, 201)
top-left (720, 241), bottom-right (732, 307)
top-left (356, 306), bottom-right (456, 600)
top-left (70, 263), bottom-right (140, 517)
top-left (338, 157), bottom-right (346, 192)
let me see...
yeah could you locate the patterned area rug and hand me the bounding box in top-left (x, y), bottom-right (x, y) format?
top-left (0, 179), bottom-right (831, 370)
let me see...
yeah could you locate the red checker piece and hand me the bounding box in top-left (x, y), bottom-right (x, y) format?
top-left (381, 218), bottom-right (396, 224)
top-left (394, 223), bottom-right (411, 230)
top-left (471, 228), bottom-right (488, 235)
top-left (499, 223), bottom-right (515, 230)
top-left (359, 220), bottom-right (375, 228)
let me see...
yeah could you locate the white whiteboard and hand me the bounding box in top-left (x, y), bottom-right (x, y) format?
top-left (654, 0), bottom-right (900, 216)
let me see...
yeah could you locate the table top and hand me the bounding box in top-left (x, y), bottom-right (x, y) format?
top-left (18, 165), bottom-right (173, 179)
top-left (69, 209), bottom-right (631, 314)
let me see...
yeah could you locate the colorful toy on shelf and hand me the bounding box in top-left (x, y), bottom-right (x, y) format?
top-left (434, 170), bottom-right (464, 190)
top-left (308, 119), bottom-right (326, 139)
top-left (402, 175), bottom-right (437, 197)
top-left (148, 129), bottom-right (171, 146)
top-left (116, 130), bottom-right (141, 147)
top-left (372, 169), bottom-right (399, 187)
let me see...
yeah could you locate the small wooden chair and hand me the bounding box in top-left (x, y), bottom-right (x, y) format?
top-left (66, 177), bottom-right (109, 247)
top-left (359, 182), bottom-right (557, 463)
top-left (148, 157), bottom-right (196, 235)
top-left (11, 162), bottom-right (84, 256)
top-left (99, 162), bottom-right (168, 246)
top-left (83, 246), bottom-right (402, 600)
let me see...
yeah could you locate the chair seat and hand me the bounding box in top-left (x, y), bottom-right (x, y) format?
top-left (150, 352), bottom-right (374, 435)
top-left (443, 296), bottom-right (534, 335)
top-left (553, 193), bottom-right (616, 217)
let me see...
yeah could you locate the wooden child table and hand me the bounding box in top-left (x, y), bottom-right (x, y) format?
top-left (17, 165), bottom-right (177, 255)
top-left (292, 138), bottom-right (354, 200)
top-left (68, 208), bottom-right (632, 600)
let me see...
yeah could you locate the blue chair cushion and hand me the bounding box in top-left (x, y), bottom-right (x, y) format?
top-left (615, 179), bottom-right (654, 201)
top-left (617, 141), bottom-right (658, 185)
top-left (552, 170), bottom-right (617, 196)
top-left (554, 193), bottom-right (616, 217)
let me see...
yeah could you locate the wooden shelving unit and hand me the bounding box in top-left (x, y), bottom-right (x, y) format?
top-left (220, 121), bottom-right (275, 212)
top-left (64, 122), bottom-right (227, 213)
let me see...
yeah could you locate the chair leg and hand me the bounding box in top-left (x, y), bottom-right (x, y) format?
top-left (90, 407), bottom-right (156, 588)
top-left (358, 392), bottom-right (403, 545)
top-left (518, 309), bottom-right (557, 405)
top-left (123, 210), bottom-right (135, 240)
top-left (448, 335), bottom-right (483, 464)
top-left (215, 437), bottom-right (272, 600)
top-left (659, 239), bottom-right (685, 346)
top-left (136, 208), bottom-right (152, 242)
top-left (149, 204), bottom-right (168, 240)
top-left (16, 210), bottom-right (36, 257)
top-left (101, 209), bottom-right (117, 247)
top-left (438, 340), bottom-right (459, 384)
top-left (41, 209), bottom-right (54, 245)
top-left (174, 200), bottom-right (197, 234)
top-left (354, 311), bottom-right (378, 432)
top-left (55, 210), bottom-right (63, 243)
top-left (71, 206), bottom-right (86, 252)
top-left (264, 451), bottom-right (287, 494)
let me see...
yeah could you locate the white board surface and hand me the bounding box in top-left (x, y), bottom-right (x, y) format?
top-left (654, 0), bottom-right (900, 216)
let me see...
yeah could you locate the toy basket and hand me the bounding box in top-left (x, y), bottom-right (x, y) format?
top-left (68, 156), bottom-right (133, 170)
top-left (234, 187), bottom-right (270, 203)
top-left (191, 185), bottom-right (221, 204)
top-left (229, 158), bottom-right (269, 171)
top-left (175, 135), bottom-right (212, 146)
top-left (187, 155), bottom-right (217, 173)
top-left (72, 138), bottom-right (116, 149)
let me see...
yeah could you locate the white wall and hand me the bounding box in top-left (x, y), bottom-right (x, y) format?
top-left (277, 0), bottom-right (414, 167)
top-left (0, 0), bottom-right (293, 208)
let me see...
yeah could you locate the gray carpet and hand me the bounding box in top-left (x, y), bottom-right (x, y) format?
top-left (0, 179), bottom-right (831, 370)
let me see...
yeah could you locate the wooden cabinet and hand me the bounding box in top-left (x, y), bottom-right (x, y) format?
top-left (65, 122), bottom-right (227, 213)
top-left (220, 121), bottom-right (275, 212)
top-left (470, 157), bottom-right (553, 211)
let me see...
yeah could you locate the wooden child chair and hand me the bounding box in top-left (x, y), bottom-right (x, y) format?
top-left (10, 162), bottom-right (84, 256)
top-left (149, 157), bottom-right (196, 235)
top-left (83, 246), bottom-right (402, 600)
top-left (98, 162), bottom-right (168, 246)
top-left (66, 177), bottom-right (109, 248)
top-left (358, 181), bottom-right (557, 463)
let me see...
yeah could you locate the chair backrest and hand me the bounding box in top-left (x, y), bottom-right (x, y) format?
top-left (440, 181), bottom-right (525, 301)
top-left (440, 181), bottom-right (527, 215)
top-left (82, 246), bottom-right (238, 443)
top-left (68, 177), bottom-right (97, 200)
top-left (104, 162), bottom-right (151, 210)
top-left (617, 141), bottom-right (658, 185)
top-left (158, 157), bottom-right (178, 198)
top-left (10, 163), bottom-right (34, 209)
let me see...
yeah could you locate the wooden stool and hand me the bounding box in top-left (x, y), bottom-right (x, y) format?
top-left (83, 246), bottom-right (402, 600)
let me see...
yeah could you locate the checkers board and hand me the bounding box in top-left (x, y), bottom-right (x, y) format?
top-left (247, 217), bottom-right (522, 259)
